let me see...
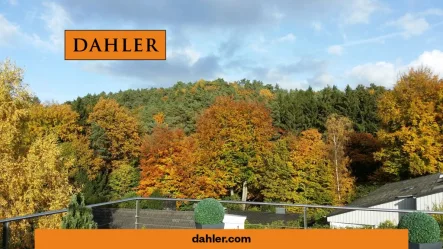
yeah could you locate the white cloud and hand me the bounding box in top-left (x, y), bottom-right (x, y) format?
top-left (8, 0), bottom-right (17, 5)
top-left (249, 35), bottom-right (268, 53)
top-left (330, 17), bottom-right (443, 51)
top-left (344, 0), bottom-right (383, 24)
top-left (167, 47), bottom-right (201, 65)
top-left (0, 2), bottom-right (73, 52)
top-left (309, 73), bottom-right (335, 87)
top-left (0, 14), bottom-right (21, 46)
top-left (347, 62), bottom-right (397, 87)
top-left (275, 33), bottom-right (296, 43)
top-left (386, 13), bottom-right (429, 38)
top-left (40, 2), bottom-right (73, 49)
top-left (312, 21), bottom-right (322, 31)
top-left (327, 45), bottom-right (343, 56)
top-left (418, 8), bottom-right (443, 17)
top-left (249, 33), bottom-right (295, 52)
top-left (407, 50), bottom-right (443, 77)
top-left (346, 50), bottom-right (443, 88)
top-left (272, 9), bottom-right (285, 22)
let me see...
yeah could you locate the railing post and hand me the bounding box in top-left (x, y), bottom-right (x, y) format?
top-left (135, 200), bottom-right (140, 229)
top-left (303, 207), bottom-right (307, 229)
top-left (2, 222), bottom-right (9, 249)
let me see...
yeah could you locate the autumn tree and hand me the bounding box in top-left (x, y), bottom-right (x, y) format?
top-left (26, 103), bottom-right (82, 142)
top-left (108, 163), bottom-right (140, 200)
top-left (138, 125), bottom-right (209, 199)
top-left (153, 112), bottom-right (165, 125)
top-left (325, 114), bottom-right (355, 204)
top-left (0, 59), bottom-right (76, 248)
top-left (0, 134), bottom-right (75, 248)
top-left (0, 58), bottom-right (32, 158)
top-left (26, 103), bottom-right (104, 180)
top-left (374, 67), bottom-right (443, 180)
top-left (291, 129), bottom-right (336, 205)
top-left (258, 130), bottom-right (335, 207)
top-left (345, 132), bottom-right (382, 183)
top-left (257, 137), bottom-right (298, 203)
top-left (87, 97), bottom-right (141, 169)
top-left (195, 96), bottom-right (275, 208)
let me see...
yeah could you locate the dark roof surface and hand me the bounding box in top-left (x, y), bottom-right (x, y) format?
top-left (328, 173), bottom-right (443, 217)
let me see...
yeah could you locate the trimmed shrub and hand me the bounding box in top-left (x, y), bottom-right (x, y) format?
top-left (397, 212), bottom-right (440, 243)
top-left (194, 198), bottom-right (225, 225)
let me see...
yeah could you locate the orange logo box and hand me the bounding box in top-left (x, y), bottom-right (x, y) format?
top-left (64, 30), bottom-right (166, 60)
top-left (35, 229), bottom-right (408, 249)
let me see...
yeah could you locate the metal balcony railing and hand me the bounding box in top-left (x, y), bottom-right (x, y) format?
top-left (2, 197), bottom-right (443, 249)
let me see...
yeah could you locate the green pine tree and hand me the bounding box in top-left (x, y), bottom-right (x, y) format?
top-left (61, 193), bottom-right (98, 229)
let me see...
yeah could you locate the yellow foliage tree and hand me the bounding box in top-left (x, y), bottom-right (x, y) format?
top-left (27, 103), bottom-right (82, 142)
top-left (325, 114), bottom-right (355, 204)
top-left (153, 112), bottom-right (165, 125)
top-left (87, 97), bottom-right (141, 169)
top-left (259, 88), bottom-right (274, 100)
top-left (291, 129), bottom-right (336, 206)
top-left (0, 59), bottom-right (76, 248)
top-left (374, 68), bottom-right (443, 180)
top-left (0, 135), bottom-right (75, 248)
top-left (0, 58), bottom-right (32, 158)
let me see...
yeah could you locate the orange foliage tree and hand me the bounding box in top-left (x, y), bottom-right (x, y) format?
top-left (194, 96), bottom-right (275, 204)
top-left (137, 125), bottom-right (217, 199)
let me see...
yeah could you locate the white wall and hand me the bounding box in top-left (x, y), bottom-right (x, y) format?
top-left (223, 214), bottom-right (247, 229)
top-left (329, 222), bottom-right (367, 229)
top-left (417, 192), bottom-right (443, 211)
top-left (327, 197), bottom-right (416, 227)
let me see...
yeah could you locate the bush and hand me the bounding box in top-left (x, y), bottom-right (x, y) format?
top-left (431, 202), bottom-right (443, 238)
top-left (117, 190), bottom-right (165, 209)
top-left (260, 198), bottom-right (276, 213)
top-left (221, 194), bottom-right (242, 211)
top-left (378, 220), bottom-right (397, 229)
top-left (178, 201), bottom-right (194, 211)
top-left (397, 212), bottom-right (440, 243)
top-left (245, 220), bottom-right (265, 229)
top-left (311, 223), bottom-right (331, 229)
top-left (194, 198), bottom-right (225, 225)
top-left (61, 193), bottom-right (98, 229)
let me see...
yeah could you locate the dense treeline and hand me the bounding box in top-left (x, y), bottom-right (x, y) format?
top-left (1, 58), bottom-right (443, 247)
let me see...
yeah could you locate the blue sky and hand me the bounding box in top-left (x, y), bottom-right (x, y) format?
top-left (1, 0), bottom-right (443, 103)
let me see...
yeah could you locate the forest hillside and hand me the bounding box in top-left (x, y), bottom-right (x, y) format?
top-left (2, 59), bottom-right (443, 242)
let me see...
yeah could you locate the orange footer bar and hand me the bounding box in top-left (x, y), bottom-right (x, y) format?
top-left (35, 229), bottom-right (408, 249)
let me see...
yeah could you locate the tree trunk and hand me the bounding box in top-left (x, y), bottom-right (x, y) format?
top-left (333, 134), bottom-right (341, 202)
top-left (230, 189), bottom-right (234, 196)
top-left (241, 181), bottom-right (248, 211)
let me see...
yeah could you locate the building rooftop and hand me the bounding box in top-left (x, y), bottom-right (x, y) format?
top-left (328, 172), bottom-right (443, 217)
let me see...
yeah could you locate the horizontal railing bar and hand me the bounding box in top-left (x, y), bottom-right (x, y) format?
top-left (0, 197), bottom-right (139, 223)
top-left (2, 196), bottom-right (443, 224)
top-left (136, 197), bottom-right (443, 214)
